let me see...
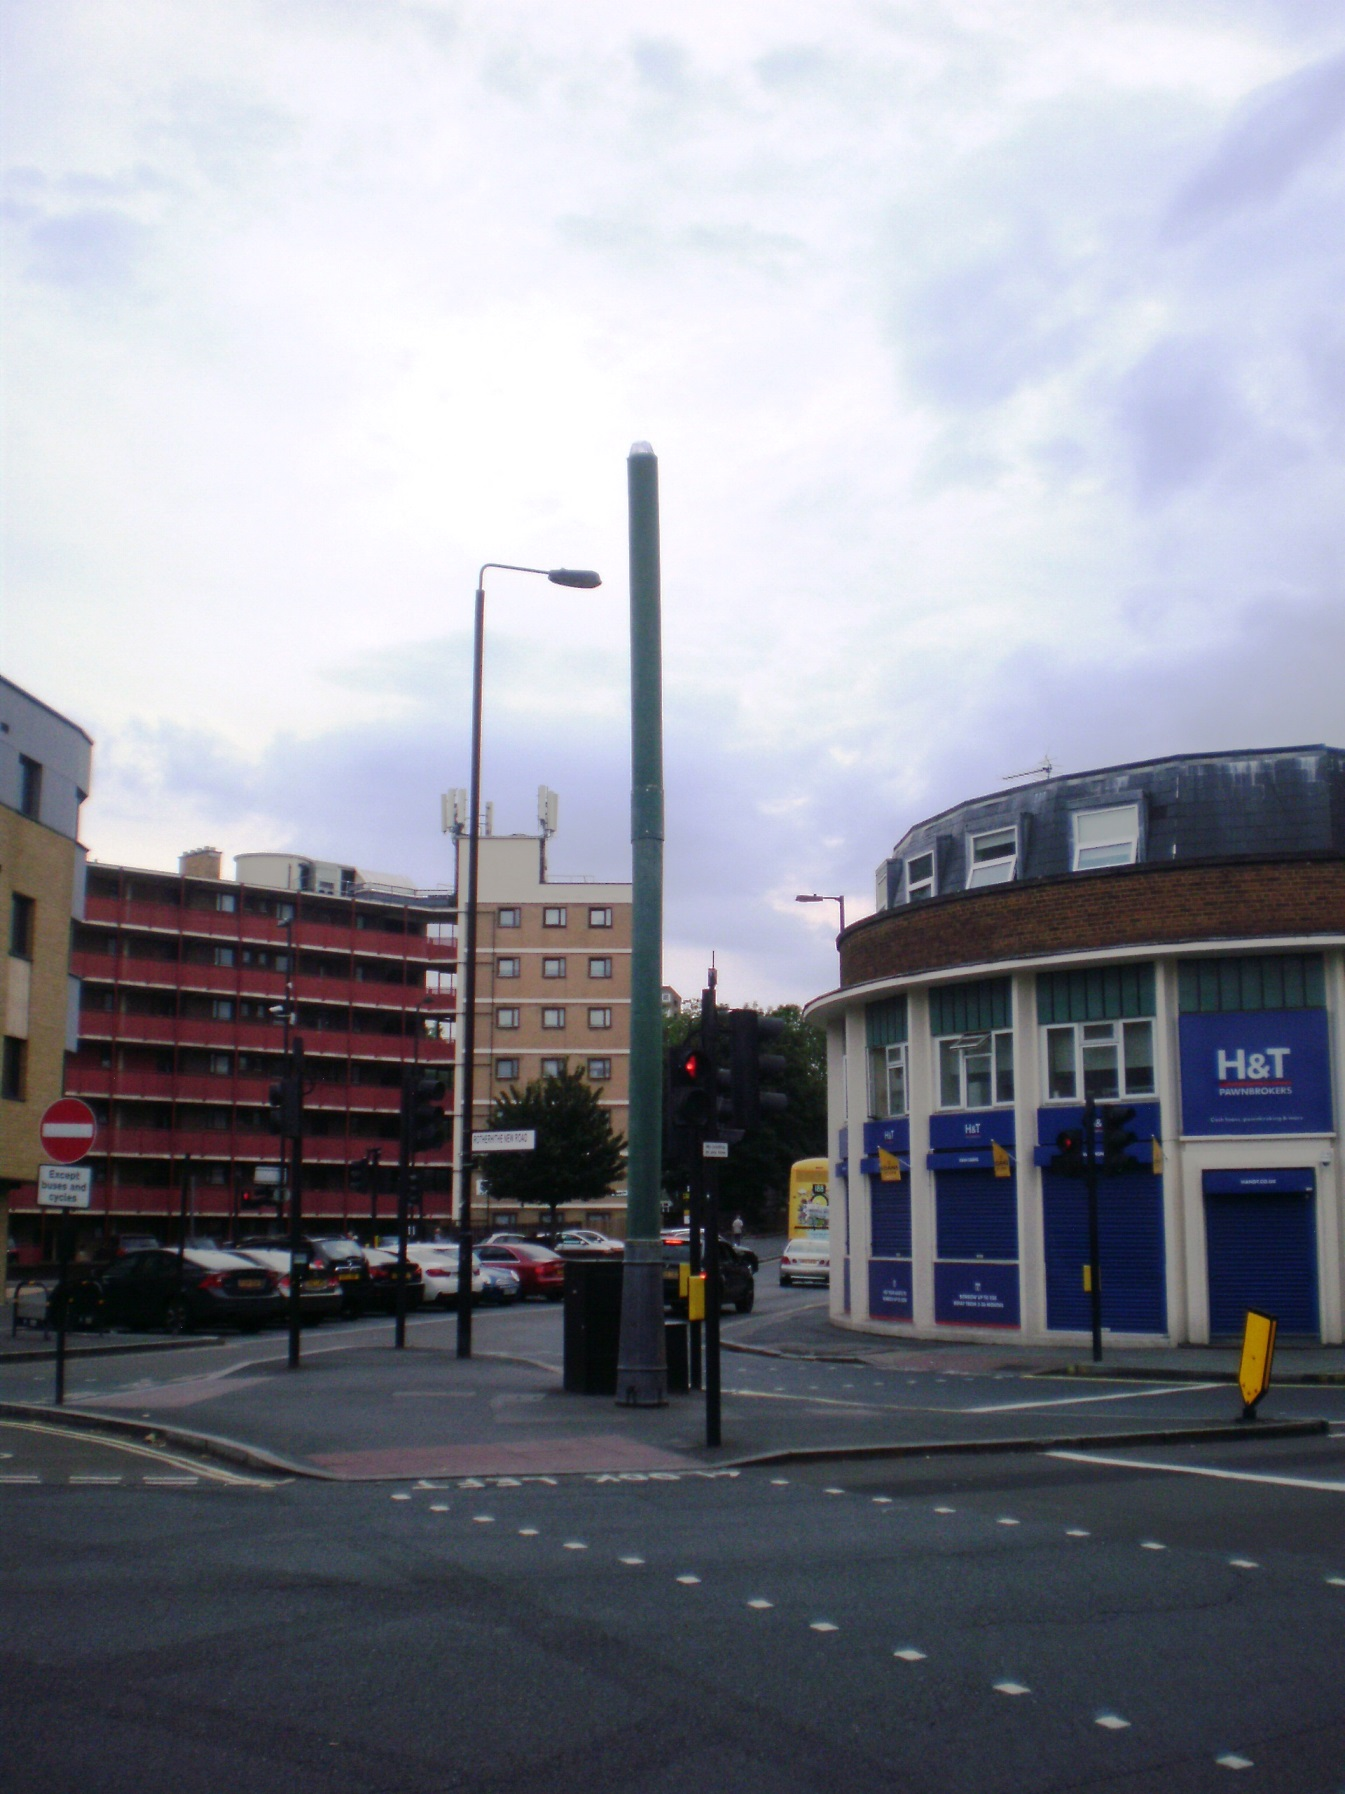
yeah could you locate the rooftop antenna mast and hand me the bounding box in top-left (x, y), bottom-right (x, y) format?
top-left (1002, 752), bottom-right (1054, 782)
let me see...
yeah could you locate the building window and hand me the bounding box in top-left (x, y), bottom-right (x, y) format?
top-left (540, 1056), bottom-right (566, 1078)
top-left (1043, 1020), bottom-right (1155, 1101)
top-left (589, 907), bottom-right (613, 928)
top-left (9, 894), bottom-right (35, 960)
top-left (542, 957), bottom-right (567, 978)
top-left (866, 995), bottom-right (908, 1118)
top-left (588, 1007), bottom-right (612, 1030)
top-left (495, 1058), bottom-right (520, 1081)
top-left (216, 892), bottom-right (237, 913)
top-left (497, 907), bottom-right (521, 928)
top-left (589, 957), bottom-right (613, 979)
top-left (18, 755), bottom-right (42, 820)
top-left (587, 1057), bottom-right (612, 1081)
top-left (496, 1007), bottom-right (521, 1030)
top-left (906, 850), bottom-right (935, 902)
top-left (209, 1052), bottom-right (232, 1076)
top-left (966, 826), bottom-right (1017, 888)
top-left (543, 906), bottom-right (567, 928)
top-left (1177, 954), bottom-right (1325, 1013)
top-left (213, 946), bottom-right (235, 968)
top-left (938, 1032), bottom-right (1014, 1109)
top-left (1, 1036), bottom-right (25, 1100)
top-left (496, 958), bottom-right (520, 979)
top-left (542, 1007), bottom-right (566, 1029)
top-left (210, 998), bottom-right (234, 1021)
top-left (1072, 804), bottom-right (1140, 871)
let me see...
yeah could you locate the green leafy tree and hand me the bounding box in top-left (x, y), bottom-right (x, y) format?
top-left (661, 1001), bottom-right (826, 1229)
top-left (482, 1065), bottom-right (627, 1237)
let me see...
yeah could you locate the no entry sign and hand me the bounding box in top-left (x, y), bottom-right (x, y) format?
top-left (39, 1097), bottom-right (98, 1165)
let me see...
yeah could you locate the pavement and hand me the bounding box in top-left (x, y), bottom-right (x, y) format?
top-left (2, 1263), bottom-right (1341, 1482)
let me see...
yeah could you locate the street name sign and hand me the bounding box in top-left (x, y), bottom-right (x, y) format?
top-left (471, 1129), bottom-right (537, 1153)
top-left (702, 1140), bottom-right (728, 1159)
top-left (38, 1164), bottom-right (94, 1209)
top-left (39, 1097), bottom-right (97, 1164)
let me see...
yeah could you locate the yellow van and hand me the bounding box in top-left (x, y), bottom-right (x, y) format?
top-left (788, 1158), bottom-right (830, 1238)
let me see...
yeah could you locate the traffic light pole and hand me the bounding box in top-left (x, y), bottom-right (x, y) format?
top-left (287, 1038), bottom-right (305, 1371)
top-left (703, 1153), bottom-right (723, 1448)
top-left (1083, 1095), bottom-right (1102, 1365)
top-left (395, 1070), bottom-right (411, 1350)
top-left (688, 1162), bottom-right (703, 1390)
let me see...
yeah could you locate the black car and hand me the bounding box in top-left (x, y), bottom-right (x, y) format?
top-left (96, 1248), bottom-right (285, 1334)
top-left (662, 1237), bottom-right (755, 1314)
top-left (241, 1233), bottom-right (370, 1319)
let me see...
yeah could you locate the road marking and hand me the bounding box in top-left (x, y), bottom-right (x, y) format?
top-left (1096, 1714), bottom-right (1130, 1730)
top-left (823, 1486), bottom-right (845, 1496)
top-left (391, 1493), bottom-right (411, 1502)
top-left (770, 1478), bottom-right (789, 1486)
top-left (430, 1503), bottom-right (449, 1512)
top-left (810, 1621), bottom-right (838, 1632)
top-left (1216, 1753), bottom-right (1253, 1770)
top-left (473, 1515), bottom-right (496, 1525)
top-left (562, 1541), bottom-right (587, 1550)
top-left (1049, 1449), bottom-right (1345, 1495)
top-left (143, 1475), bottom-right (198, 1486)
top-left (872, 1496), bottom-right (893, 1505)
top-left (518, 1528), bottom-right (539, 1537)
top-left (1066, 1528), bottom-right (1091, 1538)
top-left (996, 1516), bottom-right (1020, 1527)
top-left (966, 1382), bottom-right (1219, 1414)
top-left (1228, 1558), bottom-right (1259, 1570)
top-left (893, 1648), bottom-right (926, 1662)
top-left (933, 1505), bottom-right (955, 1515)
top-left (619, 1556), bottom-right (644, 1565)
top-left (1325, 1575), bottom-right (1345, 1586)
top-left (70, 1475), bottom-right (123, 1485)
top-left (677, 1575), bottom-right (701, 1585)
top-left (0, 1419), bottom-right (271, 1485)
top-left (0, 1474), bottom-right (41, 1484)
top-left (1141, 1540), bottom-right (1166, 1551)
top-left (994, 1681), bottom-right (1030, 1696)
top-left (747, 1598), bottom-right (773, 1609)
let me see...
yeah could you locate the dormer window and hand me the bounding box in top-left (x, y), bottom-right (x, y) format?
top-left (1072, 805), bottom-right (1140, 870)
top-left (906, 851), bottom-right (936, 902)
top-left (966, 827), bottom-right (1017, 888)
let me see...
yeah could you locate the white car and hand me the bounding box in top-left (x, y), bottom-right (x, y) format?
top-left (551, 1229), bottom-right (624, 1256)
top-left (401, 1242), bottom-right (486, 1306)
top-left (779, 1235), bottom-right (832, 1287)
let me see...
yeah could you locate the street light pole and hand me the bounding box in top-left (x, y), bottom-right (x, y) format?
top-left (454, 561), bottom-right (602, 1361)
top-left (795, 892), bottom-right (846, 937)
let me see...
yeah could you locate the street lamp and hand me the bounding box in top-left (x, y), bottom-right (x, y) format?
top-left (454, 562), bottom-right (602, 1360)
top-left (795, 891), bottom-right (847, 935)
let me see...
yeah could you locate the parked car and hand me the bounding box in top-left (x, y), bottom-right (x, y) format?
top-left (398, 1243), bottom-right (485, 1307)
top-left (232, 1246), bottom-right (343, 1322)
top-left (547, 1229), bottom-right (624, 1257)
top-left (305, 1235), bottom-right (373, 1316)
top-left (474, 1242), bottom-right (565, 1300)
top-left (474, 1254), bottom-right (522, 1305)
top-left (779, 1234), bottom-right (832, 1287)
top-left (95, 1248), bottom-right (285, 1334)
top-left (361, 1245), bottom-right (425, 1313)
top-left (662, 1237), bottom-right (756, 1314)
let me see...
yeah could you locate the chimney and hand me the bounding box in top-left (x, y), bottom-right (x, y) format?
top-left (180, 846), bottom-right (223, 880)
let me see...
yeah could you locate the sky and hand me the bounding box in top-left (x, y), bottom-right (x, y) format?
top-left (4, 0), bottom-right (1344, 1007)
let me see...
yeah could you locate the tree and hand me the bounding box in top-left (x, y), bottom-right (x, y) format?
top-left (661, 1001), bottom-right (826, 1228)
top-left (482, 1065), bottom-right (627, 1237)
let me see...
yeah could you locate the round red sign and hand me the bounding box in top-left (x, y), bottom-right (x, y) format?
top-left (39, 1097), bottom-right (98, 1165)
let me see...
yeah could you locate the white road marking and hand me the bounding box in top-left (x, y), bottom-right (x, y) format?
top-left (996, 1517), bottom-right (1020, 1527)
top-left (430, 1503), bottom-right (448, 1512)
top-left (473, 1515), bottom-right (496, 1525)
top-left (872, 1496), bottom-right (893, 1505)
top-left (810, 1621), bottom-right (838, 1632)
top-left (1216, 1753), bottom-right (1253, 1770)
top-left (562, 1541), bottom-right (587, 1550)
top-left (823, 1487), bottom-right (845, 1496)
top-left (518, 1528), bottom-right (539, 1537)
top-left (676, 1574), bottom-right (700, 1585)
top-left (770, 1478), bottom-right (789, 1486)
top-left (994, 1681), bottom-right (1031, 1696)
top-left (391, 1493), bottom-right (411, 1502)
top-left (1066, 1528), bottom-right (1091, 1538)
top-left (933, 1505), bottom-right (955, 1515)
top-left (620, 1556), bottom-right (644, 1566)
top-left (0, 1474), bottom-right (41, 1484)
top-left (893, 1648), bottom-right (926, 1662)
top-left (1325, 1575), bottom-right (1345, 1587)
top-left (143, 1476), bottom-right (198, 1486)
top-left (1049, 1449), bottom-right (1345, 1495)
top-left (1228, 1558), bottom-right (1259, 1570)
top-left (1096, 1714), bottom-right (1130, 1730)
top-left (966, 1382), bottom-right (1219, 1414)
top-left (70, 1475), bottom-right (123, 1485)
top-left (747, 1598), bottom-right (773, 1609)
top-left (1141, 1541), bottom-right (1166, 1551)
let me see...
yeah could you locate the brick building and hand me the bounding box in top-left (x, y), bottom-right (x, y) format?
top-left (805, 748), bottom-right (1345, 1347)
top-left (10, 848), bottom-right (457, 1251)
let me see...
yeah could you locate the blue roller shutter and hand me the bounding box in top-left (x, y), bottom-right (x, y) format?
top-left (935, 1170), bottom-right (1017, 1261)
top-left (1043, 1171), bottom-right (1166, 1334)
top-left (870, 1180), bottom-right (912, 1258)
top-left (1205, 1186), bottom-right (1319, 1339)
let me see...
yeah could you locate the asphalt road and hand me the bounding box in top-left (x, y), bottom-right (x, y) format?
top-left (4, 1425), bottom-right (1345, 1793)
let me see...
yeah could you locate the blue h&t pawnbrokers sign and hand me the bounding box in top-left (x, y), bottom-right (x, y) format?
top-left (1179, 1009), bottom-right (1334, 1136)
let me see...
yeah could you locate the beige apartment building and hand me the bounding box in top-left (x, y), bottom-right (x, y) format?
top-left (454, 825), bottom-right (630, 1230)
top-left (1, 676), bottom-right (93, 1266)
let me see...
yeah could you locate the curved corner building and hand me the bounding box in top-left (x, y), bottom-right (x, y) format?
top-left (804, 746), bottom-right (1345, 1346)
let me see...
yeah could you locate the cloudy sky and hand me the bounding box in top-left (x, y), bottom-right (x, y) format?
top-left (4, 1), bottom-right (1344, 1005)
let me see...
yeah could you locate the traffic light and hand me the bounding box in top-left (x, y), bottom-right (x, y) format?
top-left (727, 1009), bottom-right (788, 1131)
top-left (1049, 1128), bottom-right (1086, 1177)
top-left (349, 1155), bottom-right (368, 1195)
top-left (665, 1034), bottom-right (710, 1165)
top-left (1099, 1103), bottom-right (1139, 1175)
top-left (405, 1074), bottom-right (448, 1154)
top-left (267, 1074), bottom-right (301, 1137)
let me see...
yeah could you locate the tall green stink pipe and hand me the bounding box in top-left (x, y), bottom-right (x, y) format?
top-left (616, 442), bottom-right (668, 1405)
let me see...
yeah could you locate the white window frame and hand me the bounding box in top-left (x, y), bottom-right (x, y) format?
top-left (1071, 805), bottom-right (1141, 871)
top-left (965, 826), bottom-right (1017, 889)
top-left (542, 957), bottom-right (567, 979)
top-left (867, 1041), bottom-right (908, 1119)
top-left (587, 1057), bottom-right (612, 1081)
top-left (936, 1029), bottom-right (1014, 1109)
top-left (494, 1058), bottom-right (520, 1081)
top-left (540, 1056), bottom-right (566, 1078)
top-left (497, 907), bottom-right (521, 928)
top-left (495, 1007), bottom-right (521, 1030)
top-left (588, 906), bottom-right (613, 928)
top-left (588, 957), bottom-right (613, 979)
top-left (906, 850), bottom-right (936, 902)
top-left (1041, 1018), bottom-right (1155, 1103)
top-left (588, 1007), bottom-right (612, 1030)
top-left (495, 957), bottom-right (520, 979)
top-left (543, 906), bottom-right (568, 929)
top-left (542, 1006), bottom-right (566, 1029)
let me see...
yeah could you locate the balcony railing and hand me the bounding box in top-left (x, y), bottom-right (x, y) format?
top-left (78, 1010), bottom-right (456, 1064)
top-left (96, 1126), bottom-right (449, 1166)
top-left (64, 1067), bottom-right (413, 1114)
top-left (83, 895), bottom-right (454, 961)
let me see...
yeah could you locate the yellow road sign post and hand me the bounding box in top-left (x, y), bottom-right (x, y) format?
top-left (1237, 1309), bottom-right (1277, 1422)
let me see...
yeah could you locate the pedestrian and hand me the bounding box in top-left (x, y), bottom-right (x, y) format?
top-left (731, 1214), bottom-right (744, 1246)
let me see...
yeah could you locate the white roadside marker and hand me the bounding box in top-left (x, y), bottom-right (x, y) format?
top-left (893, 1648), bottom-right (926, 1662)
top-left (994, 1681), bottom-right (1031, 1696)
